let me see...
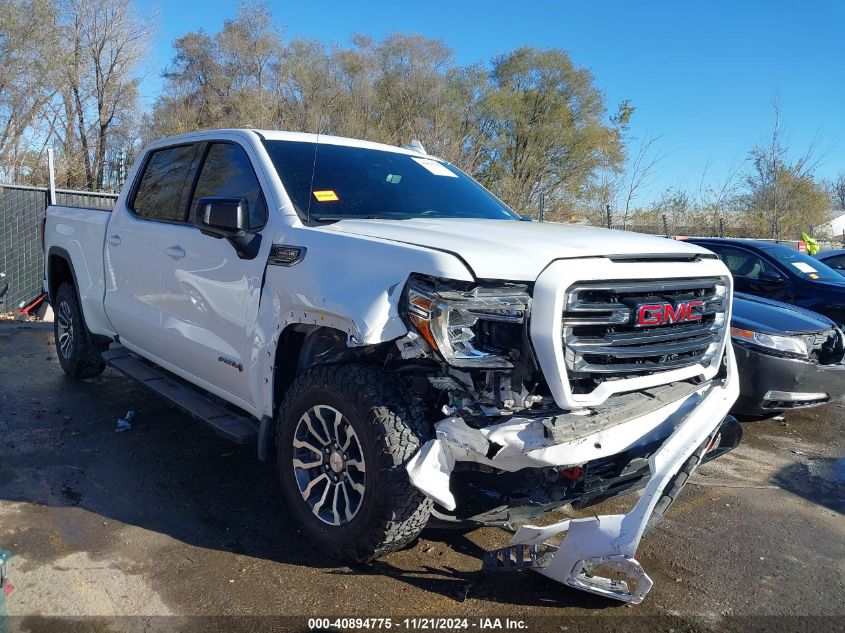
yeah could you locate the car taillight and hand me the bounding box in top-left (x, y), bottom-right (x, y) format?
top-left (40, 216), bottom-right (46, 252)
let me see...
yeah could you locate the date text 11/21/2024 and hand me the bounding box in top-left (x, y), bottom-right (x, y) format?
top-left (307, 618), bottom-right (528, 630)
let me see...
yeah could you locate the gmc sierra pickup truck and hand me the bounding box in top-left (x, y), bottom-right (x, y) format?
top-left (44, 129), bottom-right (740, 603)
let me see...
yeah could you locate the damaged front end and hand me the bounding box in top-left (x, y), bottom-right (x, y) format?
top-left (396, 262), bottom-right (739, 604)
top-left (408, 376), bottom-right (740, 603)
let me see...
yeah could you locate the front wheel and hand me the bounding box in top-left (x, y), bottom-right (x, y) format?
top-left (54, 282), bottom-right (107, 378)
top-left (276, 365), bottom-right (432, 563)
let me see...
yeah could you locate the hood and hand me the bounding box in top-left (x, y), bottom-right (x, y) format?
top-left (318, 218), bottom-right (712, 280)
top-left (800, 280), bottom-right (845, 291)
top-left (732, 292), bottom-right (836, 335)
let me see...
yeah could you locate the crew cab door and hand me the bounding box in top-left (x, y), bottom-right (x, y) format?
top-left (104, 143), bottom-right (203, 362)
top-left (154, 141), bottom-right (272, 411)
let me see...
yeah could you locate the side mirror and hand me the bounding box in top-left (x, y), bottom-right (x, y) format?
top-left (521, 214), bottom-right (534, 222)
top-left (759, 271), bottom-right (785, 284)
top-left (194, 197), bottom-right (250, 239)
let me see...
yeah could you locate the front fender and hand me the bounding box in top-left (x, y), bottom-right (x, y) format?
top-left (249, 228), bottom-right (475, 417)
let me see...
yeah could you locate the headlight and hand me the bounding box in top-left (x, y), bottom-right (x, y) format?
top-left (404, 280), bottom-right (530, 368)
top-left (730, 327), bottom-right (808, 357)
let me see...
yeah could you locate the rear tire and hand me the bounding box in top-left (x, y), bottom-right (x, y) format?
top-left (276, 364), bottom-right (432, 563)
top-left (54, 282), bottom-right (107, 378)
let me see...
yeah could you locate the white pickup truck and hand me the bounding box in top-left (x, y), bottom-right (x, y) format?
top-left (43, 129), bottom-right (740, 603)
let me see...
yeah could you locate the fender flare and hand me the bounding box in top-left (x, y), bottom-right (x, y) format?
top-left (254, 320), bottom-right (368, 462)
top-left (45, 246), bottom-right (80, 305)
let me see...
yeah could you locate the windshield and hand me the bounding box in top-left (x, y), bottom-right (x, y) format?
top-left (263, 140), bottom-right (520, 222)
top-left (761, 243), bottom-right (844, 282)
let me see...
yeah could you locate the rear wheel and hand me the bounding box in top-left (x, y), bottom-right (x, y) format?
top-left (54, 282), bottom-right (107, 378)
top-left (277, 365), bottom-right (432, 563)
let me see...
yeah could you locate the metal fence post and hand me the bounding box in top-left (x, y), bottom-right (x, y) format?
top-left (47, 148), bottom-right (56, 206)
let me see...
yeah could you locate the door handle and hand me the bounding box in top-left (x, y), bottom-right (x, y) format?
top-left (107, 234), bottom-right (122, 246)
top-left (165, 245), bottom-right (186, 260)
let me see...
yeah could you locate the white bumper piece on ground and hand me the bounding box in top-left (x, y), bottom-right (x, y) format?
top-left (406, 349), bottom-right (738, 604)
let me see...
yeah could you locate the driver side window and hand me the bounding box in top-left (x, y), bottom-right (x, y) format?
top-left (709, 245), bottom-right (780, 279)
top-left (191, 143), bottom-right (268, 229)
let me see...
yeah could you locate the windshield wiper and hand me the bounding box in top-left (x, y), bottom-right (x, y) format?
top-left (311, 215), bottom-right (400, 222)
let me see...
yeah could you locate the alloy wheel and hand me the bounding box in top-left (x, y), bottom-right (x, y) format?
top-left (292, 404), bottom-right (367, 526)
top-left (57, 300), bottom-right (74, 359)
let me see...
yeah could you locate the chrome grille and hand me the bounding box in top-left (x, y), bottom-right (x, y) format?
top-left (562, 278), bottom-right (727, 391)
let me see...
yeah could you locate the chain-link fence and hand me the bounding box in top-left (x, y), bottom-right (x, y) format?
top-left (615, 215), bottom-right (769, 240)
top-left (623, 223), bottom-right (759, 238)
top-left (0, 184), bottom-right (116, 311)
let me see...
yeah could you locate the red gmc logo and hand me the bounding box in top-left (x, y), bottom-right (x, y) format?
top-left (635, 300), bottom-right (705, 327)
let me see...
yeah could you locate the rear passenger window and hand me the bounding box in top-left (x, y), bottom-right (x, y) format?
top-left (131, 144), bottom-right (199, 221)
top-left (191, 143), bottom-right (267, 229)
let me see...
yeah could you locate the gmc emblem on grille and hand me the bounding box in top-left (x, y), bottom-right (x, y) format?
top-left (635, 300), bottom-right (705, 327)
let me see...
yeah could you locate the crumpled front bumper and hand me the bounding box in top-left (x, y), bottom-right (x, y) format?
top-left (733, 341), bottom-right (845, 414)
top-left (406, 347), bottom-right (739, 604)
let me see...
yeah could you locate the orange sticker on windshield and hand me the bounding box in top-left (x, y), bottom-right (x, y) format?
top-left (313, 190), bottom-right (339, 202)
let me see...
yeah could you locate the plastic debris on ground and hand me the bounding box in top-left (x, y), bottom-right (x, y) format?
top-left (0, 550), bottom-right (11, 618)
top-left (115, 410), bottom-right (135, 432)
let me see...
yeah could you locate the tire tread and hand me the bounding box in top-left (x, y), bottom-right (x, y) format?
top-left (276, 364), bottom-right (432, 563)
top-left (55, 282), bottom-right (107, 379)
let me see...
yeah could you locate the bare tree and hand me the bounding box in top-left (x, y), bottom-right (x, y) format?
top-left (832, 173), bottom-right (845, 211)
top-left (746, 99), bottom-right (831, 238)
top-left (618, 133), bottom-right (666, 229)
top-left (62, 0), bottom-right (150, 189)
top-left (0, 0), bottom-right (61, 181)
top-left (695, 157), bottom-right (745, 233)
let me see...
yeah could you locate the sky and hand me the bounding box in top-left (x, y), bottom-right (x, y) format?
top-left (134, 0), bottom-right (845, 204)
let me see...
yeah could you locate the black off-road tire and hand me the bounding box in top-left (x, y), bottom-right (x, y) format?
top-left (54, 282), bottom-right (107, 378)
top-left (276, 365), bottom-right (432, 563)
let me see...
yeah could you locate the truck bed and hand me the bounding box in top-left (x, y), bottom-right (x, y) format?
top-left (44, 204), bottom-right (114, 337)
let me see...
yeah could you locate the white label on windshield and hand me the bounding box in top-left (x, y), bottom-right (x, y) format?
top-left (412, 157), bottom-right (458, 177)
top-left (792, 262), bottom-right (817, 273)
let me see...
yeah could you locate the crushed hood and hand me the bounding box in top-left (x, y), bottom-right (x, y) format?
top-left (320, 218), bottom-right (713, 280)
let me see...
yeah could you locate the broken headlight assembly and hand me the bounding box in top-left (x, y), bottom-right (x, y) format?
top-left (730, 327), bottom-right (808, 358)
top-left (403, 278), bottom-right (531, 368)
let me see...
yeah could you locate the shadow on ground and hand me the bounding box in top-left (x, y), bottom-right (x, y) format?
top-left (773, 457), bottom-right (845, 514)
top-left (0, 326), bottom-right (618, 609)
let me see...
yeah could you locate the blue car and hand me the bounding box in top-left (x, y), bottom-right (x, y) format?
top-left (687, 238), bottom-right (845, 326)
top-left (814, 249), bottom-right (845, 277)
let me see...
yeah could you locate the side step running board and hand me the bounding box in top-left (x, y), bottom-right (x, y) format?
top-left (102, 346), bottom-right (259, 444)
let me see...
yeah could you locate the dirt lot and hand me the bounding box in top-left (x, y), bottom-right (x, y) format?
top-left (0, 322), bottom-right (843, 632)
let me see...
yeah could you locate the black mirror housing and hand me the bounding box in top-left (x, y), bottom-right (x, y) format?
top-left (759, 271), bottom-right (785, 284)
top-left (194, 197), bottom-right (250, 238)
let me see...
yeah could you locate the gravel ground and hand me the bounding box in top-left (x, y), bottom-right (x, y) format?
top-left (0, 322), bottom-right (843, 632)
